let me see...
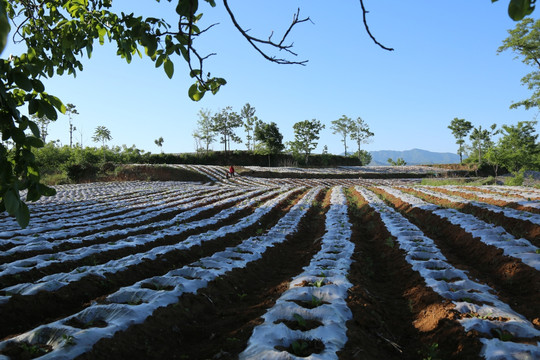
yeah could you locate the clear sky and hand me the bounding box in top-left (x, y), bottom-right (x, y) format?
top-left (4, 0), bottom-right (540, 155)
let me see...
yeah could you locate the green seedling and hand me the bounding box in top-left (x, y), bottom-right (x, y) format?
top-left (314, 278), bottom-right (325, 288)
top-left (419, 342), bottom-right (441, 360)
top-left (293, 313), bottom-right (307, 328)
top-left (385, 237), bottom-right (395, 248)
top-left (237, 293), bottom-right (248, 300)
top-left (310, 295), bottom-right (323, 308)
top-left (291, 340), bottom-right (308, 356)
top-left (62, 334), bottom-right (76, 346)
top-left (492, 328), bottom-right (514, 341)
top-left (20, 342), bottom-right (50, 356)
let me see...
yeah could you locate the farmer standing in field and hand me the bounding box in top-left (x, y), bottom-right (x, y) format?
top-left (226, 165), bottom-right (235, 179)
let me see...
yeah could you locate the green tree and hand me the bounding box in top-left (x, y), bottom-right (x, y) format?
top-left (352, 149), bottom-right (372, 165)
top-left (448, 117), bottom-right (473, 164)
top-left (66, 103), bottom-right (79, 148)
top-left (92, 126), bottom-right (112, 162)
top-left (154, 137), bottom-right (164, 153)
top-left (211, 107), bottom-right (243, 157)
top-left (496, 120), bottom-right (539, 172)
top-left (254, 121), bottom-right (284, 167)
top-left (350, 117), bottom-right (374, 162)
top-left (193, 109), bottom-right (215, 154)
top-left (241, 103), bottom-right (256, 151)
top-left (31, 115), bottom-right (52, 143)
top-left (469, 124), bottom-right (498, 164)
top-left (287, 119), bottom-right (325, 165)
top-left (498, 18), bottom-right (540, 110)
top-left (331, 115), bottom-right (354, 156)
top-left (388, 157), bottom-right (407, 166)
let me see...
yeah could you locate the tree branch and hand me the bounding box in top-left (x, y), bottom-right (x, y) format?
top-left (359, 0), bottom-right (394, 51)
top-left (223, 0), bottom-right (310, 65)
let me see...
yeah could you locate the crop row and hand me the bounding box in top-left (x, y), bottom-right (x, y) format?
top-left (0, 180), bottom-right (538, 359)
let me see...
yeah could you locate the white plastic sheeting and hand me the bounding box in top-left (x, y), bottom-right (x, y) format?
top-left (356, 187), bottom-right (540, 360)
top-left (400, 186), bottom-right (540, 226)
top-left (0, 187), bottom-right (295, 303)
top-left (378, 186), bottom-right (540, 271)
top-left (0, 187), bottom-right (322, 360)
top-left (240, 186), bottom-right (354, 360)
top-left (430, 185), bottom-right (540, 210)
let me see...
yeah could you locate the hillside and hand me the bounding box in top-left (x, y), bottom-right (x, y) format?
top-left (369, 148), bottom-right (461, 165)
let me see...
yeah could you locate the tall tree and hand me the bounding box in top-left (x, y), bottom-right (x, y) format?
top-left (254, 121), bottom-right (284, 167)
top-left (496, 120), bottom-right (539, 172)
top-left (241, 103), bottom-right (256, 151)
top-left (331, 115), bottom-right (354, 156)
top-left (448, 117), bottom-right (473, 164)
top-left (193, 109), bottom-right (215, 154)
top-left (211, 107), bottom-right (243, 157)
top-left (498, 18), bottom-right (540, 110)
top-left (154, 137), bottom-right (164, 153)
top-left (66, 103), bottom-right (79, 148)
top-left (287, 119), bottom-right (325, 165)
top-left (92, 126), bottom-right (112, 162)
top-left (31, 115), bottom-right (51, 143)
top-left (469, 124), bottom-right (498, 163)
top-left (350, 117), bottom-right (374, 162)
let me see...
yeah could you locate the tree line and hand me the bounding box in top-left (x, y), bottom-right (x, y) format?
top-left (448, 117), bottom-right (539, 177)
top-left (192, 103), bottom-right (374, 166)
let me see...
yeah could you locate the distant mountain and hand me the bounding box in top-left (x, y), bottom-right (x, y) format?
top-left (368, 148), bottom-right (461, 166)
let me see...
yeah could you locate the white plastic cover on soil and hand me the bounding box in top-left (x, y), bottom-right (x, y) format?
top-left (403, 186), bottom-right (540, 226)
top-left (378, 186), bottom-right (540, 271)
top-left (240, 186), bottom-right (354, 360)
top-left (356, 187), bottom-right (540, 360)
top-left (0, 187), bottom-right (322, 360)
top-left (0, 187), bottom-right (295, 304)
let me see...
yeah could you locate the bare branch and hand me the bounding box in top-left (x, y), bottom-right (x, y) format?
top-left (223, 0), bottom-right (309, 65)
top-left (359, 0), bottom-right (394, 51)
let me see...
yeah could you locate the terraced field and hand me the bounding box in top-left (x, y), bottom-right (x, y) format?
top-left (0, 166), bottom-right (538, 360)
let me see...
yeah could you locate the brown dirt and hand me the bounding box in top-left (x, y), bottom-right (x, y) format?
top-left (400, 187), bottom-right (540, 246)
top-left (74, 189), bottom-right (331, 360)
top-left (1, 182), bottom-right (538, 360)
top-left (0, 189), bottom-right (305, 338)
top-left (338, 188), bottom-right (482, 360)
top-left (372, 187), bottom-right (540, 324)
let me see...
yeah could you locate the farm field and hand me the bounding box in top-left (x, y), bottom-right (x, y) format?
top-left (0, 165), bottom-right (539, 360)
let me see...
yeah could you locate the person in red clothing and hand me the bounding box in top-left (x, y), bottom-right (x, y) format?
top-left (226, 165), bottom-right (235, 179)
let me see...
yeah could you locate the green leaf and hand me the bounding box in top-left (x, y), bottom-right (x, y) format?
top-left (163, 58), bottom-right (174, 79)
top-left (26, 136), bottom-right (44, 148)
top-left (28, 120), bottom-right (40, 138)
top-left (0, 0), bottom-right (10, 55)
top-left (39, 101), bottom-right (58, 120)
top-left (31, 79), bottom-right (45, 93)
top-left (15, 202), bottom-right (30, 228)
top-left (155, 54), bottom-right (164, 68)
top-left (508, 0), bottom-right (534, 20)
top-left (28, 99), bottom-right (39, 114)
top-left (4, 190), bottom-right (20, 215)
top-left (188, 83), bottom-right (204, 101)
top-left (13, 71), bottom-right (33, 91)
top-left (38, 184), bottom-right (57, 197)
top-left (176, 0), bottom-right (199, 17)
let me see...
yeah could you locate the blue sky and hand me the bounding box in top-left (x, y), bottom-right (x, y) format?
top-left (4, 0), bottom-right (540, 155)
